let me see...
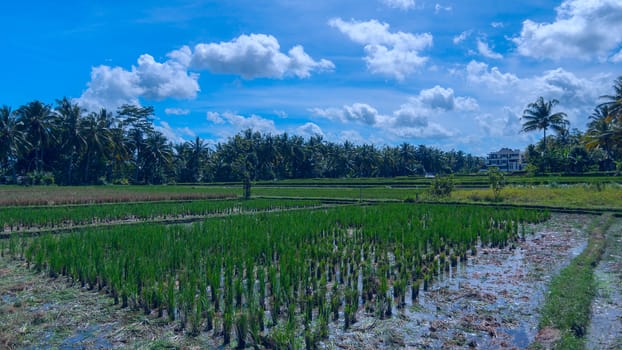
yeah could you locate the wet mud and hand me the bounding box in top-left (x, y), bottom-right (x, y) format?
top-left (324, 214), bottom-right (589, 349)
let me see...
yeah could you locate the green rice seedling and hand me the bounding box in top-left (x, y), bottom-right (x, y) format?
top-left (223, 308), bottom-right (233, 345)
top-left (235, 311), bottom-right (248, 348)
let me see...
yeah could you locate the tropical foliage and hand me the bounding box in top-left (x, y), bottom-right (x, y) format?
top-left (0, 100), bottom-right (484, 184)
top-left (521, 76), bottom-right (622, 174)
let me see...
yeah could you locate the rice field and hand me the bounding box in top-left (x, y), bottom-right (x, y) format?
top-left (0, 198), bottom-right (322, 232)
top-left (5, 203), bottom-right (548, 348)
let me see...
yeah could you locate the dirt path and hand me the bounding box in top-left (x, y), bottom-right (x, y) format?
top-left (586, 218), bottom-right (622, 350)
top-left (325, 214), bottom-right (591, 349)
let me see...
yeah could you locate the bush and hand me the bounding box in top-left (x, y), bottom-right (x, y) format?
top-left (488, 167), bottom-right (505, 202)
top-left (113, 178), bottom-right (130, 185)
top-left (429, 175), bottom-right (454, 197)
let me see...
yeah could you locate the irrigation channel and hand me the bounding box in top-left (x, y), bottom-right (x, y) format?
top-left (0, 201), bottom-right (613, 348)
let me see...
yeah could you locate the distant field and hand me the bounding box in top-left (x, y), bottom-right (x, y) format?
top-left (0, 185), bottom-right (239, 206)
top-left (0, 174), bottom-right (620, 210)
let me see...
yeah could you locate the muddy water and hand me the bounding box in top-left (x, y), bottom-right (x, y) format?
top-left (324, 214), bottom-right (589, 349)
top-left (586, 218), bottom-right (622, 350)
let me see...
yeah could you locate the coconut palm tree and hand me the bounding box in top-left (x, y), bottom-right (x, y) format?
top-left (584, 105), bottom-right (615, 158)
top-left (143, 132), bottom-right (173, 184)
top-left (54, 98), bottom-right (87, 184)
top-left (599, 76), bottom-right (622, 122)
top-left (80, 109), bottom-right (113, 183)
top-left (15, 100), bottom-right (56, 172)
top-left (521, 97), bottom-right (569, 158)
top-left (0, 106), bottom-right (29, 179)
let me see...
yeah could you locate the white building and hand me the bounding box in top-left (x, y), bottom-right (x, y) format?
top-left (486, 148), bottom-right (523, 172)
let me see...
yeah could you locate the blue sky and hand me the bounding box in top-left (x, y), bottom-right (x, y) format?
top-left (2, 0), bottom-right (621, 155)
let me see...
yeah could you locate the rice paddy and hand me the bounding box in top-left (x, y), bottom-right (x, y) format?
top-left (5, 203), bottom-right (548, 348)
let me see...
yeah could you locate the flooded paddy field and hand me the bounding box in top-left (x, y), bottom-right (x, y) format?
top-left (0, 213), bottom-right (602, 349)
top-left (325, 214), bottom-right (589, 349)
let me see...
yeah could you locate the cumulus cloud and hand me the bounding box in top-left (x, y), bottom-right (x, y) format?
top-left (491, 22), bottom-right (504, 28)
top-left (310, 103), bottom-right (385, 125)
top-left (392, 86), bottom-right (478, 128)
top-left (476, 108), bottom-right (522, 137)
top-left (466, 61), bottom-right (520, 91)
top-left (77, 65), bottom-right (143, 112)
top-left (381, 0), bottom-right (415, 10)
top-left (329, 18), bottom-right (433, 80)
top-left (78, 50), bottom-right (200, 111)
top-left (477, 40), bottom-right (503, 59)
top-left (191, 34), bottom-right (334, 79)
top-left (206, 111), bottom-right (278, 135)
top-left (532, 68), bottom-right (603, 107)
top-left (165, 108), bottom-right (191, 115)
top-left (78, 34), bottom-right (332, 111)
top-left (513, 0), bottom-right (622, 60)
top-left (311, 85), bottom-right (475, 140)
top-left (134, 54), bottom-right (200, 100)
top-left (296, 122), bottom-right (324, 138)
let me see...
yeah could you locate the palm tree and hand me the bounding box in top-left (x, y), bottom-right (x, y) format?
top-left (80, 110), bottom-right (113, 183)
top-left (0, 106), bottom-right (29, 179)
top-left (54, 98), bottom-right (86, 184)
top-left (584, 106), bottom-right (615, 158)
top-left (521, 97), bottom-right (569, 157)
top-left (15, 101), bottom-right (56, 172)
top-left (599, 76), bottom-right (622, 122)
top-left (143, 132), bottom-right (173, 184)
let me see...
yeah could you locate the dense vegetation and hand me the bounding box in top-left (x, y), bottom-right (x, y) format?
top-left (520, 77), bottom-right (622, 174)
top-left (0, 100), bottom-right (483, 185)
top-left (1, 76), bottom-right (620, 185)
top-left (7, 204), bottom-right (548, 347)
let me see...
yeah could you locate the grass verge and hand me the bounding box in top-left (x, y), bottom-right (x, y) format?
top-left (533, 214), bottom-right (613, 349)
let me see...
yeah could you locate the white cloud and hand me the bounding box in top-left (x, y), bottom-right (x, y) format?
top-left (310, 103), bottom-right (385, 125)
top-left (77, 52), bottom-right (200, 112)
top-left (165, 108), bottom-right (191, 115)
top-left (392, 86), bottom-right (478, 128)
top-left (389, 123), bottom-right (454, 138)
top-left (491, 22), bottom-right (504, 28)
top-left (134, 54), bottom-right (200, 100)
top-left (329, 18), bottom-right (433, 80)
top-left (453, 30), bottom-right (471, 44)
top-left (381, 0), bottom-right (415, 10)
top-left (532, 68), bottom-right (603, 107)
top-left (466, 60), bottom-right (520, 91)
top-left (206, 111), bottom-right (278, 135)
top-left (77, 65), bottom-right (142, 112)
top-left (155, 121), bottom-right (188, 144)
top-left (296, 122), bottom-right (324, 138)
top-left (311, 85), bottom-right (475, 140)
top-left (206, 111), bottom-right (225, 124)
top-left (477, 40), bottom-right (503, 59)
top-left (476, 108), bottom-right (522, 137)
top-left (513, 0), bottom-right (622, 60)
top-left (191, 34), bottom-right (334, 79)
top-left (610, 49), bottom-right (622, 62)
top-left (434, 4), bottom-right (452, 14)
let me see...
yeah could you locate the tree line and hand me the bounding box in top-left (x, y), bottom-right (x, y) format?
top-left (0, 99), bottom-right (483, 185)
top-left (1, 76), bottom-right (620, 185)
top-left (520, 76), bottom-right (622, 174)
